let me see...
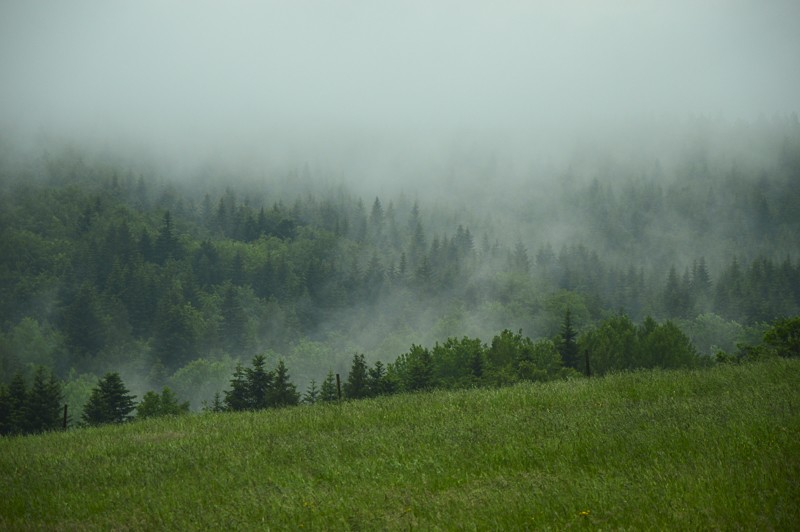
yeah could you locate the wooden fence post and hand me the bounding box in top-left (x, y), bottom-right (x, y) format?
top-left (335, 373), bottom-right (342, 401)
top-left (63, 404), bottom-right (68, 430)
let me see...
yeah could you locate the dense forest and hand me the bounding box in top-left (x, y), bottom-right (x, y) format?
top-left (1, 116), bottom-right (800, 428)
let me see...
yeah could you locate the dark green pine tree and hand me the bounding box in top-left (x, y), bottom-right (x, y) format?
top-left (681, 267), bottom-right (695, 315)
top-left (230, 250), bottom-right (246, 287)
top-left (6, 372), bottom-right (29, 435)
top-left (369, 196), bottom-right (384, 242)
top-left (271, 359), bottom-right (299, 407)
top-left (194, 240), bottom-right (223, 288)
top-left (62, 283), bottom-right (105, 370)
top-left (203, 392), bottom-right (225, 413)
top-left (224, 363), bottom-right (251, 412)
top-left (246, 355), bottom-right (274, 410)
top-left (0, 384), bottom-right (10, 436)
top-left (221, 283), bottom-right (249, 355)
top-left (319, 370), bottom-right (339, 402)
top-left (367, 360), bottom-right (388, 397)
top-left (511, 242), bottom-right (531, 274)
top-left (559, 309), bottom-right (580, 371)
top-left (82, 373), bottom-right (137, 426)
top-left (715, 257), bottom-right (745, 322)
top-left (154, 210), bottom-right (180, 264)
top-left (303, 380), bottom-right (320, 404)
top-left (663, 265), bottom-right (686, 318)
top-left (691, 257), bottom-right (713, 297)
top-left (364, 254), bottom-right (385, 301)
top-left (344, 353), bottom-right (369, 399)
top-left (152, 283), bottom-right (199, 371)
top-left (398, 252), bottom-right (408, 281)
top-left (26, 366), bottom-right (63, 433)
top-left (409, 220), bottom-right (426, 268)
top-left (414, 256), bottom-right (433, 288)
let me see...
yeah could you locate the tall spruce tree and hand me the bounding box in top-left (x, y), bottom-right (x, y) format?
top-left (27, 366), bottom-right (63, 433)
top-left (271, 359), bottom-right (299, 407)
top-left (320, 370), bottom-right (339, 402)
top-left (246, 355), bottom-right (273, 409)
top-left (6, 373), bottom-right (29, 435)
top-left (367, 360), bottom-right (389, 397)
top-left (221, 283), bottom-right (248, 355)
top-left (0, 384), bottom-right (10, 436)
top-left (344, 353), bottom-right (369, 399)
top-left (224, 363), bottom-right (250, 412)
top-left (559, 309), bottom-right (580, 370)
top-left (82, 373), bottom-right (137, 426)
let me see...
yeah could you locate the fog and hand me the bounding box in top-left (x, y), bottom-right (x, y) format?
top-left (2, 0), bottom-right (799, 176)
top-left (2, 1), bottom-right (800, 407)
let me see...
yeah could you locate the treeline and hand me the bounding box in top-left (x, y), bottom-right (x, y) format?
top-left (1, 118), bottom-right (800, 404)
top-left (3, 314), bottom-right (798, 435)
top-left (0, 369), bottom-right (189, 436)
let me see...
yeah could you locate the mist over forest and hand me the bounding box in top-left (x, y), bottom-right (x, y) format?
top-left (1, 1), bottom-right (799, 415)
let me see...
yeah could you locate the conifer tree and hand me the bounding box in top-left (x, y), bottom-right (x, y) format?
top-left (246, 355), bottom-right (273, 409)
top-left (7, 373), bottom-right (29, 435)
top-left (320, 370), bottom-right (339, 402)
top-left (62, 283), bottom-right (105, 369)
top-left (369, 196), bottom-right (384, 242)
top-left (511, 242), bottom-right (530, 274)
top-left (203, 392), bottom-right (225, 413)
top-left (154, 210), bottom-right (179, 264)
top-left (0, 384), bottom-right (10, 436)
top-left (663, 265), bottom-right (687, 317)
top-left (271, 359), bottom-right (299, 407)
top-left (691, 257), bottom-right (712, 296)
top-left (303, 380), bottom-right (320, 404)
top-left (82, 373), bottom-right (137, 426)
top-left (367, 361), bottom-right (388, 397)
top-left (224, 363), bottom-right (250, 412)
top-left (559, 309), bottom-right (580, 370)
top-left (344, 353), bottom-right (369, 399)
top-left (221, 283), bottom-right (249, 355)
top-left (26, 366), bottom-right (63, 433)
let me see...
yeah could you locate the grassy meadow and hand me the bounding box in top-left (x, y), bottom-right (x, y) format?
top-left (2, 358), bottom-right (799, 530)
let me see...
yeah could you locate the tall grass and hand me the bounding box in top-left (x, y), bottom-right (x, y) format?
top-left (2, 359), bottom-right (798, 530)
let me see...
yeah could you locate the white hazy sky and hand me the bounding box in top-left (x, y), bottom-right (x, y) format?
top-left (1, 0), bottom-right (799, 159)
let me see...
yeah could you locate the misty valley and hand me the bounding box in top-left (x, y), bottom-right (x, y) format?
top-left (0, 116), bottom-right (798, 434)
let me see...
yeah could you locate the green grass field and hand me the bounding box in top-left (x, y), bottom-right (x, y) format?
top-left (2, 358), bottom-right (799, 530)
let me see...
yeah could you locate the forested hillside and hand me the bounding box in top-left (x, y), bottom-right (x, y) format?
top-left (1, 117), bottom-right (799, 412)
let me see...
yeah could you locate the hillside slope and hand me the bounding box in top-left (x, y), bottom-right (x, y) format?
top-left (2, 359), bottom-right (799, 530)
